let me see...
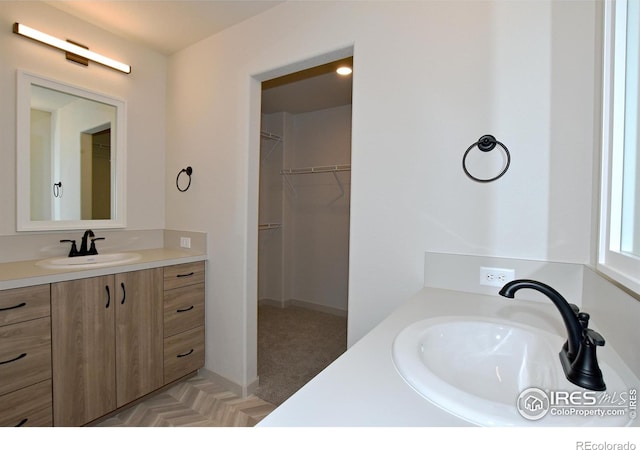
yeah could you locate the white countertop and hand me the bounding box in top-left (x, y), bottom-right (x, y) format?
top-left (0, 248), bottom-right (206, 290)
top-left (258, 287), bottom-right (640, 427)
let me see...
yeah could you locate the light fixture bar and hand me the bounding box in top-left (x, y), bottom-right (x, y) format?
top-left (13, 23), bottom-right (131, 74)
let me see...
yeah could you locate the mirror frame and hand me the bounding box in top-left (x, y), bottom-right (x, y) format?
top-left (16, 70), bottom-right (127, 231)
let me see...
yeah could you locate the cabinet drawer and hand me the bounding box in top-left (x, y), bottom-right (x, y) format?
top-left (0, 379), bottom-right (52, 427)
top-left (163, 262), bottom-right (205, 291)
top-left (164, 283), bottom-right (205, 338)
top-left (0, 285), bottom-right (50, 327)
top-left (164, 326), bottom-right (204, 384)
top-left (0, 317), bottom-right (51, 396)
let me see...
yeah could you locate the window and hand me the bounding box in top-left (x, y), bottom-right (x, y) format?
top-left (599, 0), bottom-right (640, 294)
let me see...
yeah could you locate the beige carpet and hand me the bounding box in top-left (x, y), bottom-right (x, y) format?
top-left (254, 304), bottom-right (347, 406)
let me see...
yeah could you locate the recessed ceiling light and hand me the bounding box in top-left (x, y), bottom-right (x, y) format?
top-left (336, 66), bottom-right (352, 76)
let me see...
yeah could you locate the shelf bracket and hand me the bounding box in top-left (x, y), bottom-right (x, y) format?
top-left (282, 173), bottom-right (298, 199)
top-left (332, 171), bottom-right (345, 197)
top-left (260, 131), bottom-right (282, 161)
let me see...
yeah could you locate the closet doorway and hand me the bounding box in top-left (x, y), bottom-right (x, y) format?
top-left (255, 58), bottom-right (352, 405)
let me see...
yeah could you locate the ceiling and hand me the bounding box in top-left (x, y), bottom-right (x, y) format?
top-left (45, 0), bottom-right (352, 113)
top-left (45, 0), bottom-right (284, 56)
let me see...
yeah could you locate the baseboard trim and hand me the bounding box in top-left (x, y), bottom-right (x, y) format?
top-left (258, 297), bottom-right (347, 318)
top-left (198, 368), bottom-right (259, 398)
top-left (246, 377), bottom-right (260, 397)
top-left (258, 298), bottom-right (285, 308)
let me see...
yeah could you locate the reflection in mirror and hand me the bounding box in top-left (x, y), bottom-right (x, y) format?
top-left (17, 71), bottom-right (126, 231)
top-left (30, 85), bottom-right (114, 221)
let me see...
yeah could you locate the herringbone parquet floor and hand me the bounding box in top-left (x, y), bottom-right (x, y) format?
top-left (93, 375), bottom-right (276, 427)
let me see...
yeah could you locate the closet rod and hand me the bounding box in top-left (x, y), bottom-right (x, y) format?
top-left (280, 164), bottom-right (351, 175)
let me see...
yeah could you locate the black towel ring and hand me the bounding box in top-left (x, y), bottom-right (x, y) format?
top-left (53, 181), bottom-right (63, 198)
top-left (462, 135), bottom-right (511, 183)
top-left (176, 166), bottom-right (193, 192)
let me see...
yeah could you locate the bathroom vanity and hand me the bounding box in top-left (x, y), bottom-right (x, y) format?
top-left (0, 249), bottom-right (205, 427)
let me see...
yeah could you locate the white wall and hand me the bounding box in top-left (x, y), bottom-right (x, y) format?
top-left (29, 109), bottom-right (51, 220)
top-left (259, 105), bottom-right (351, 314)
top-left (284, 105), bottom-right (351, 313)
top-left (166, 1), bottom-right (600, 391)
top-left (0, 2), bottom-right (167, 241)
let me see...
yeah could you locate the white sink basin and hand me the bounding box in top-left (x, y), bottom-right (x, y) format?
top-left (392, 316), bottom-right (632, 426)
top-left (37, 252), bottom-right (141, 269)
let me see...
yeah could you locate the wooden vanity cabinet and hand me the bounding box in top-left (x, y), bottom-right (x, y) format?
top-left (51, 268), bottom-right (163, 426)
top-left (0, 259), bottom-right (204, 427)
top-left (163, 261), bottom-right (205, 384)
top-left (0, 285), bottom-right (52, 427)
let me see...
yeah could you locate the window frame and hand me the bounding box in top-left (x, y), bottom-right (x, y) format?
top-left (598, 0), bottom-right (640, 295)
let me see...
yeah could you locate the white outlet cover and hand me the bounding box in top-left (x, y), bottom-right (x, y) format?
top-left (480, 267), bottom-right (515, 287)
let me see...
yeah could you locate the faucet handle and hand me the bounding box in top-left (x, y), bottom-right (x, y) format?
top-left (60, 239), bottom-right (78, 257)
top-left (89, 237), bottom-right (105, 255)
top-left (584, 328), bottom-right (605, 346)
top-left (569, 303), bottom-right (580, 315)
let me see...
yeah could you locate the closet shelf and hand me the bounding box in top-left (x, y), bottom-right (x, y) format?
top-left (259, 223), bottom-right (282, 231)
top-left (260, 130), bottom-right (282, 141)
top-left (281, 164), bottom-right (351, 198)
top-left (280, 164), bottom-right (351, 175)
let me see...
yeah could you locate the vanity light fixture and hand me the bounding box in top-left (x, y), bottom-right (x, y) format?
top-left (336, 66), bottom-right (352, 76)
top-left (13, 23), bottom-right (131, 74)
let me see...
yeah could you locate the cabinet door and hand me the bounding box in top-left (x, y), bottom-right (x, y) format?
top-left (51, 276), bottom-right (116, 426)
top-left (115, 268), bottom-right (163, 407)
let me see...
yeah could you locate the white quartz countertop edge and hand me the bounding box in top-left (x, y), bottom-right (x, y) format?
top-left (0, 248), bottom-right (207, 290)
top-left (258, 287), bottom-right (640, 427)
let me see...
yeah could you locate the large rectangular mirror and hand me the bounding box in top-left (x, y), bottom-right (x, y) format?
top-left (16, 70), bottom-right (126, 231)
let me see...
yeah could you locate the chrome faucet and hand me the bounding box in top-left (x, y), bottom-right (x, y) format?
top-left (499, 279), bottom-right (606, 391)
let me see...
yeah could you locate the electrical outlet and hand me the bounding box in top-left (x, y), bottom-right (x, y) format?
top-left (180, 237), bottom-right (191, 249)
top-left (480, 267), bottom-right (515, 287)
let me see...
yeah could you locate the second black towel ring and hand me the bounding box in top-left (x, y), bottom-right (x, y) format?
top-left (462, 135), bottom-right (511, 183)
top-left (176, 166), bottom-right (193, 192)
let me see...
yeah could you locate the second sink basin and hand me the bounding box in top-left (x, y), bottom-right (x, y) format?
top-left (37, 252), bottom-right (141, 269)
top-left (392, 316), bottom-right (631, 426)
